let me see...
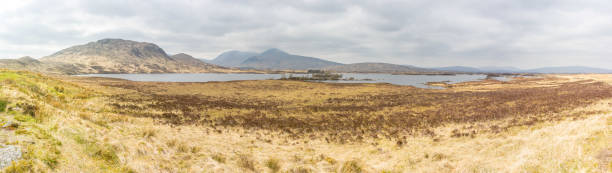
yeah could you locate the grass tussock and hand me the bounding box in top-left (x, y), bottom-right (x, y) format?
top-left (237, 154), bottom-right (257, 171)
top-left (265, 158), bottom-right (281, 172)
top-left (288, 166), bottom-right (313, 173)
top-left (340, 160), bottom-right (364, 173)
top-left (211, 153), bottom-right (226, 163)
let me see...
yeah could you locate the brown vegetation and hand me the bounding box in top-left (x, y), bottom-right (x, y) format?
top-left (86, 77), bottom-right (612, 144)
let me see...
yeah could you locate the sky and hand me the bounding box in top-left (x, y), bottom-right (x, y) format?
top-left (1, 0), bottom-right (612, 69)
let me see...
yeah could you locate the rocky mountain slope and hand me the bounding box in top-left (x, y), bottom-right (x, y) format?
top-left (39, 39), bottom-right (227, 74)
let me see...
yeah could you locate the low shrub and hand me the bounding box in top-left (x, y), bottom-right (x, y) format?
top-left (288, 166), bottom-right (313, 173)
top-left (237, 154), bottom-right (256, 171)
top-left (91, 144), bottom-right (119, 164)
top-left (265, 158), bottom-right (281, 173)
top-left (16, 102), bottom-right (38, 117)
top-left (340, 160), bottom-right (363, 173)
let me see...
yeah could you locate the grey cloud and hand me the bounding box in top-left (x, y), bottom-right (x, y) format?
top-left (1, 0), bottom-right (612, 68)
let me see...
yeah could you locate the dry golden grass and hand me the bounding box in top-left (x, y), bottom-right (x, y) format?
top-left (1, 70), bottom-right (611, 172)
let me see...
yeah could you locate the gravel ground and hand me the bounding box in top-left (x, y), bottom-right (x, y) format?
top-left (0, 144), bottom-right (22, 169)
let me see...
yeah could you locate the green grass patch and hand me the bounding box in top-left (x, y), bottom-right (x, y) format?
top-left (70, 132), bottom-right (121, 165)
top-left (0, 99), bottom-right (8, 112)
top-left (14, 129), bottom-right (30, 135)
top-left (14, 114), bottom-right (36, 122)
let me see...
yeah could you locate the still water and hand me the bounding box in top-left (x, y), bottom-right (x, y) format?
top-left (76, 73), bottom-right (502, 89)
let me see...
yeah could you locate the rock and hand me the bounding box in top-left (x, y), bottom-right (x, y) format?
top-left (0, 144), bottom-right (22, 169)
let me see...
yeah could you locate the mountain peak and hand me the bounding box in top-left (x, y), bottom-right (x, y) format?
top-left (37, 39), bottom-right (226, 73)
top-left (18, 56), bottom-right (35, 61)
top-left (239, 49), bottom-right (342, 70)
top-left (210, 50), bottom-right (259, 67)
top-left (95, 38), bottom-right (152, 43)
top-left (96, 38), bottom-right (131, 44)
top-left (16, 56), bottom-right (40, 64)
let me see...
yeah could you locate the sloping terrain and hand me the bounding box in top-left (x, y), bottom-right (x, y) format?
top-left (38, 39), bottom-right (228, 74)
top-left (1, 70), bottom-right (611, 172)
top-left (324, 62), bottom-right (439, 73)
top-left (526, 66), bottom-right (612, 74)
top-left (431, 66), bottom-right (483, 73)
top-left (0, 57), bottom-right (86, 75)
top-left (209, 50), bottom-right (258, 67)
top-left (238, 48), bottom-right (342, 70)
top-left (432, 65), bottom-right (612, 74)
top-left (170, 53), bottom-right (224, 70)
top-left (0, 57), bottom-right (43, 72)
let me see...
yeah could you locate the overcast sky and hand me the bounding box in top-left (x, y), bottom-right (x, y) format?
top-left (1, 0), bottom-right (611, 68)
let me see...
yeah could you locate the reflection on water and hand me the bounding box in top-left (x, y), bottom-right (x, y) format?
top-left (76, 73), bottom-right (510, 89)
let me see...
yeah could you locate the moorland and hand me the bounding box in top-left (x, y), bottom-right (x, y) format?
top-left (1, 69), bottom-right (611, 172)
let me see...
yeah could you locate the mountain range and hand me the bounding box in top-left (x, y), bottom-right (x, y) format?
top-left (239, 48), bottom-right (342, 70)
top-left (0, 56), bottom-right (86, 74)
top-left (207, 48), bottom-right (341, 70)
top-left (207, 49), bottom-right (436, 73)
top-left (323, 62), bottom-right (437, 73)
top-left (39, 39), bottom-right (227, 74)
top-left (209, 50), bottom-right (258, 67)
top-left (0, 39), bottom-right (231, 74)
top-left (431, 66), bottom-right (612, 74)
top-left (0, 38), bottom-right (610, 74)
top-left (208, 49), bottom-right (612, 74)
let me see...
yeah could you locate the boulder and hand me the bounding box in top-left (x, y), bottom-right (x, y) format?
top-left (0, 144), bottom-right (22, 169)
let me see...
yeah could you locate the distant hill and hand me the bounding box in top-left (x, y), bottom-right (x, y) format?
top-left (431, 65), bottom-right (612, 74)
top-left (39, 39), bottom-right (226, 74)
top-left (525, 66), bottom-right (612, 74)
top-left (238, 48), bottom-right (342, 70)
top-left (0, 56), bottom-right (40, 68)
top-left (198, 58), bottom-right (214, 64)
top-left (210, 50), bottom-right (258, 67)
top-left (0, 56), bottom-right (44, 71)
top-left (431, 66), bottom-right (482, 73)
top-left (170, 53), bottom-right (222, 69)
top-left (4, 39), bottom-right (611, 74)
top-left (0, 56), bottom-right (85, 74)
top-left (324, 62), bottom-right (438, 73)
top-left (478, 66), bottom-right (522, 73)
